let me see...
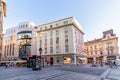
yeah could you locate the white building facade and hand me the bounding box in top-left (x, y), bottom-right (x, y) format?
top-left (36, 17), bottom-right (85, 65)
top-left (2, 22), bottom-right (36, 61)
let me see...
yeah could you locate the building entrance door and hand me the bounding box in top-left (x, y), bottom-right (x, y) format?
top-left (50, 57), bottom-right (53, 65)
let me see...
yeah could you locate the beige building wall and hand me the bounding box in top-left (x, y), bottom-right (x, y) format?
top-left (0, 0), bottom-right (6, 61)
top-left (84, 29), bottom-right (119, 63)
top-left (36, 17), bottom-right (85, 65)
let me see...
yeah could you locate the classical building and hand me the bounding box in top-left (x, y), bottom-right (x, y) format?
top-left (84, 29), bottom-right (119, 63)
top-left (0, 0), bottom-right (6, 61)
top-left (36, 17), bottom-right (86, 65)
top-left (2, 22), bottom-right (36, 61)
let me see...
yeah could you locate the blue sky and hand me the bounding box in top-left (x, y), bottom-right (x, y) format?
top-left (5, 0), bottom-right (120, 49)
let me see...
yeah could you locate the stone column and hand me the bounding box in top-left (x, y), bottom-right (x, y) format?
top-left (93, 57), bottom-right (96, 62)
top-left (73, 54), bottom-right (77, 65)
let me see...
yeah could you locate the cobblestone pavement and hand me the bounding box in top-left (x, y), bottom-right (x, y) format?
top-left (0, 65), bottom-right (111, 80)
top-left (57, 65), bottom-right (108, 75)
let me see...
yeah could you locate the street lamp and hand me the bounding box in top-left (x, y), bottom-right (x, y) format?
top-left (39, 47), bottom-right (42, 70)
top-left (100, 52), bottom-right (103, 67)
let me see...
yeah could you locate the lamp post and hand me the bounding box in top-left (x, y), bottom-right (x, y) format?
top-left (39, 47), bottom-right (42, 70)
top-left (100, 52), bottom-right (103, 67)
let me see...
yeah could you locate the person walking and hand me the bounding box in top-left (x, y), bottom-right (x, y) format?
top-left (5, 63), bottom-right (8, 68)
top-left (113, 60), bottom-right (118, 68)
top-left (109, 61), bottom-right (113, 68)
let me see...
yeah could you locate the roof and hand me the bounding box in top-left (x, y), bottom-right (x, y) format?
top-left (85, 38), bottom-right (102, 44)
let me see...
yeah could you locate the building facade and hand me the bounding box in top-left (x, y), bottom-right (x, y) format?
top-left (2, 22), bottom-right (36, 61)
top-left (84, 29), bottom-right (119, 63)
top-left (0, 0), bottom-right (6, 61)
top-left (36, 17), bottom-right (85, 65)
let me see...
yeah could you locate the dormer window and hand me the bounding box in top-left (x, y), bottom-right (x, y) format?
top-left (45, 26), bottom-right (47, 29)
top-left (40, 27), bottom-right (42, 30)
top-left (23, 25), bottom-right (25, 28)
top-left (64, 21), bottom-right (68, 25)
top-left (50, 25), bottom-right (52, 28)
top-left (56, 23), bottom-right (58, 26)
top-left (26, 24), bottom-right (28, 28)
top-left (107, 36), bottom-right (110, 39)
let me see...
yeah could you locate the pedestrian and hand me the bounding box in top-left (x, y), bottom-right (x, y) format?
top-left (109, 61), bottom-right (113, 68)
top-left (113, 60), bottom-right (118, 68)
top-left (5, 63), bottom-right (8, 68)
top-left (99, 61), bottom-right (103, 67)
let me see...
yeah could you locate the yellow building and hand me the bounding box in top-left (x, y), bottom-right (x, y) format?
top-left (84, 29), bottom-right (119, 63)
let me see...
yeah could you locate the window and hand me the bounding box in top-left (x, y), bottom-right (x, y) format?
top-left (44, 33), bottom-right (47, 37)
top-left (107, 36), bottom-right (110, 39)
top-left (64, 21), bottom-right (68, 25)
top-left (56, 46), bottom-right (59, 53)
top-left (26, 24), bottom-right (28, 28)
top-left (107, 50), bottom-right (110, 54)
top-left (45, 26), bottom-right (47, 29)
top-left (56, 37), bottom-right (59, 44)
top-left (94, 45), bottom-right (97, 49)
top-left (56, 30), bottom-right (59, 35)
top-left (20, 25), bottom-right (23, 28)
top-left (14, 29), bottom-right (16, 33)
top-left (40, 27), bottom-right (42, 30)
top-left (109, 43), bottom-right (112, 46)
top-left (56, 57), bottom-right (59, 63)
top-left (4, 46), bottom-right (6, 56)
top-left (111, 49), bottom-right (113, 54)
top-left (50, 38), bottom-right (53, 45)
top-left (10, 44), bottom-right (11, 56)
top-left (64, 28), bottom-right (68, 33)
top-left (40, 40), bottom-right (42, 46)
top-left (56, 23), bottom-right (58, 26)
top-left (90, 46), bottom-right (93, 50)
top-left (50, 31), bottom-right (53, 36)
top-left (99, 44), bottom-right (101, 47)
top-left (109, 42), bottom-right (112, 46)
top-left (12, 44), bottom-right (14, 55)
top-left (87, 47), bottom-right (89, 50)
top-left (50, 47), bottom-right (53, 53)
top-left (65, 45), bottom-right (69, 52)
top-left (108, 49), bottom-right (113, 54)
top-left (65, 35), bottom-right (68, 43)
top-left (45, 39), bottom-right (47, 45)
top-left (91, 51), bottom-right (93, 55)
top-left (17, 32), bottom-right (32, 39)
top-left (95, 51), bottom-right (97, 54)
top-left (7, 45), bottom-right (9, 56)
top-left (23, 25), bottom-right (25, 28)
top-left (45, 48), bottom-right (47, 54)
top-left (50, 25), bottom-right (52, 28)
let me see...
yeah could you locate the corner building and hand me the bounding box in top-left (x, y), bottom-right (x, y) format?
top-left (84, 29), bottom-right (119, 63)
top-left (2, 22), bottom-right (36, 61)
top-left (36, 17), bottom-right (85, 65)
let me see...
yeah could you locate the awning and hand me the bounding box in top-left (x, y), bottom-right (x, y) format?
top-left (77, 57), bottom-right (86, 60)
top-left (107, 55), bottom-right (116, 60)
